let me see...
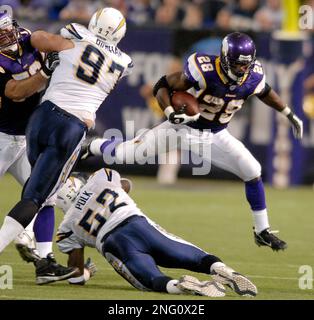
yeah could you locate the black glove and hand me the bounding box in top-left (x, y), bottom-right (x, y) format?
top-left (40, 52), bottom-right (60, 79)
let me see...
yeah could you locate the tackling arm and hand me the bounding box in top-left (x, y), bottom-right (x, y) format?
top-left (31, 30), bottom-right (74, 53)
top-left (5, 72), bottom-right (47, 101)
top-left (258, 87), bottom-right (303, 139)
top-left (67, 248), bottom-right (97, 285)
top-left (154, 72), bottom-right (199, 124)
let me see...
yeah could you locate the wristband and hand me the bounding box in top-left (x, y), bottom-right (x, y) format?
top-left (281, 106), bottom-right (291, 116)
top-left (68, 268), bottom-right (90, 284)
top-left (164, 106), bottom-right (175, 118)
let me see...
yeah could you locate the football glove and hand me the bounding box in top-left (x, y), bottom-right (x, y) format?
top-left (84, 257), bottom-right (97, 278)
top-left (40, 52), bottom-right (60, 79)
top-left (164, 106), bottom-right (200, 125)
top-left (282, 106), bottom-right (303, 140)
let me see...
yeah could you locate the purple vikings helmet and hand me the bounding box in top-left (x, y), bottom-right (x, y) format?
top-left (0, 12), bottom-right (21, 56)
top-left (220, 32), bottom-right (256, 84)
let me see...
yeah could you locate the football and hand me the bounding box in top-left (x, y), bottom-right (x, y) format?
top-left (171, 91), bottom-right (200, 116)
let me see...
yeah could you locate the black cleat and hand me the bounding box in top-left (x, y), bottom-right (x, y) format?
top-left (35, 253), bottom-right (78, 285)
top-left (254, 228), bottom-right (288, 251)
top-left (15, 244), bottom-right (41, 263)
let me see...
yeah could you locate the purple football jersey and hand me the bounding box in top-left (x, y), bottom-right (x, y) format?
top-left (0, 28), bottom-right (43, 135)
top-left (184, 53), bottom-right (266, 132)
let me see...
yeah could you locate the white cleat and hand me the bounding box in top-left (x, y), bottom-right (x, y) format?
top-left (14, 230), bottom-right (40, 263)
top-left (211, 265), bottom-right (257, 297)
top-left (177, 275), bottom-right (226, 297)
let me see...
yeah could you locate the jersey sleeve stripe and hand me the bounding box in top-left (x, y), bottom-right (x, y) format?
top-left (104, 168), bottom-right (112, 181)
top-left (253, 74), bottom-right (266, 95)
top-left (56, 230), bottom-right (74, 243)
top-left (193, 54), bottom-right (207, 89)
top-left (66, 24), bottom-right (83, 40)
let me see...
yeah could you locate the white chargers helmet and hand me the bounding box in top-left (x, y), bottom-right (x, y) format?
top-left (56, 177), bottom-right (84, 213)
top-left (88, 7), bottom-right (126, 45)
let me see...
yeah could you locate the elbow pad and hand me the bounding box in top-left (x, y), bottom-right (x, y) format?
top-left (153, 75), bottom-right (172, 97)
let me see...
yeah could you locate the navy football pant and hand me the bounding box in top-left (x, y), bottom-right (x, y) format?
top-left (102, 216), bottom-right (222, 292)
top-left (24, 100), bottom-right (87, 206)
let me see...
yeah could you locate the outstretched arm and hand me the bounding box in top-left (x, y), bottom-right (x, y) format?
top-left (5, 72), bottom-right (47, 101)
top-left (258, 87), bottom-right (303, 140)
top-left (67, 248), bottom-right (97, 285)
top-left (31, 30), bottom-right (74, 53)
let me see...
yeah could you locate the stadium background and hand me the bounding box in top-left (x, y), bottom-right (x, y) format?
top-left (0, 0), bottom-right (314, 301)
top-left (4, 0), bottom-right (313, 187)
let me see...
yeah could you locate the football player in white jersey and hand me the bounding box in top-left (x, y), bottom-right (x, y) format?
top-left (55, 168), bottom-right (257, 297)
top-left (0, 8), bottom-right (133, 261)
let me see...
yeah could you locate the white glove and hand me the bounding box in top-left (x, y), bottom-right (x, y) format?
top-left (164, 106), bottom-right (200, 125)
top-left (282, 106), bottom-right (303, 140)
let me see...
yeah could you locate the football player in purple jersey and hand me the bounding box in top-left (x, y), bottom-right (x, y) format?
top-left (96, 32), bottom-right (303, 251)
top-left (0, 12), bottom-right (78, 284)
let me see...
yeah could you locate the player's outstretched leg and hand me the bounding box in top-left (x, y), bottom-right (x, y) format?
top-left (177, 275), bottom-right (225, 297)
top-left (211, 263), bottom-right (257, 297)
top-left (245, 178), bottom-right (287, 251)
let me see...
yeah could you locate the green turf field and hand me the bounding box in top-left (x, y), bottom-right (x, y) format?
top-left (0, 173), bottom-right (313, 300)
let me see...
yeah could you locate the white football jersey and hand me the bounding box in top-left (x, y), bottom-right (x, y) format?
top-left (57, 168), bottom-right (145, 253)
top-left (42, 23), bottom-right (133, 123)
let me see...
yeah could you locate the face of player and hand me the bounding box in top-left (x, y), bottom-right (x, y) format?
top-left (229, 61), bottom-right (251, 77)
top-left (0, 24), bottom-right (19, 57)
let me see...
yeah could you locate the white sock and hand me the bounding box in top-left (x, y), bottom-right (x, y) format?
top-left (90, 138), bottom-right (107, 156)
top-left (252, 209), bottom-right (270, 233)
top-left (166, 279), bottom-right (183, 294)
top-left (0, 216), bottom-right (24, 253)
top-left (25, 214), bottom-right (36, 232)
top-left (36, 242), bottom-right (53, 258)
top-left (210, 262), bottom-right (226, 273)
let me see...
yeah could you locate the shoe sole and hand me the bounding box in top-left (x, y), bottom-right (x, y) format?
top-left (15, 244), bottom-right (40, 263)
top-left (254, 238), bottom-right (288, 251)
top-left (36, 268), bottom-right (79, 285)
top-left (212, 270), bottom-right (257, 297)
top-left (177, 275), bottom-right (225, 297)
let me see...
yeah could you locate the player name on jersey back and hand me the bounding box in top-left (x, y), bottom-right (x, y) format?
top-left (42, 24), bottom-right (133, 124)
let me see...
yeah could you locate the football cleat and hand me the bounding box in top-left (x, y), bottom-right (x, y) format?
top-left (15, 244), bottom-right (40, 263)
top-left (14, 230), bottom-right (40, 263)
top-left (211, 265), bottom-right (257, 297)
top-left (177, 275), bottom-right (226, 297)
top-left (35, 253), bottom-right (78, 285)
top-left (79, 135), bottom-right (100, 160)
top-left (254, 228), bottom-right (287, 251)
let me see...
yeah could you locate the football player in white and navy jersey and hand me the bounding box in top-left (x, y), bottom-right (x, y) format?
top-left (55, 168), bottom-right (257, 297)
top-left (0, 8), bottom-right (133, 262)
top-left (95, 32), bottom-right (303, 251)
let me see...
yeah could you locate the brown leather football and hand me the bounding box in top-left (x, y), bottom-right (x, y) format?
top-left (171, 91), bottom-right (200, 116)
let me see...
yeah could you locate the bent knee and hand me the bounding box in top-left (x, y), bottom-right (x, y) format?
top-left (239, 157), bottom-right (262, 182)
